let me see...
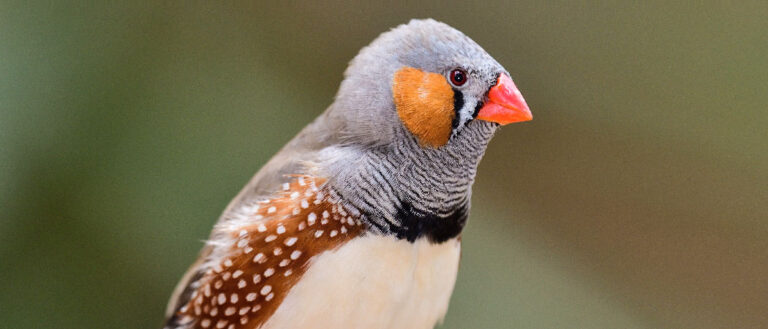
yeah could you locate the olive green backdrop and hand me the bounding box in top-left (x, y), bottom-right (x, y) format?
top-left (2, 2), bottom-right (766, 328)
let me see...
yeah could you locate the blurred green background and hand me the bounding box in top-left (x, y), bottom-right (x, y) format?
top-left (2, 2), bottom-right (767, 328)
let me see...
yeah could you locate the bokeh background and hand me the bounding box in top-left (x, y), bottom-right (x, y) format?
top-left (2, 2), bottom-right (767, 328)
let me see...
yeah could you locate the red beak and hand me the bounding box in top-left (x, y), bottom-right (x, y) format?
top-left (476, 74), bottom-right (532, 125)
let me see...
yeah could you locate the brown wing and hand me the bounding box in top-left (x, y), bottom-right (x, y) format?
top-left (164, 176), bottom-right (363, 329)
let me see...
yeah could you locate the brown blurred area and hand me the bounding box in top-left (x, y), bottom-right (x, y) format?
top-left (1, 2), bottom-right (766, 328)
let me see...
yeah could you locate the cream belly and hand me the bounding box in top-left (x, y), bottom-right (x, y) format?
top-left (260, 235), bottom-right (461, 329)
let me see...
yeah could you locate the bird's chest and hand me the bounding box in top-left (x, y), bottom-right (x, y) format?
top-left (260, 235), bottom-right (461, 329)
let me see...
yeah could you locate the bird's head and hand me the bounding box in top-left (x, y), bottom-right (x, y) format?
top-left (329, 18), bottom-right (531, 152)
top-left (314, 19), bottom-right (533, 237)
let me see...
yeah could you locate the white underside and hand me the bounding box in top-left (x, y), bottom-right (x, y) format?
top-left (260, 236), bottom-right (461, 329)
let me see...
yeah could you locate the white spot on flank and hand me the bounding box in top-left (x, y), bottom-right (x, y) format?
top-left (210, 306), bottom-right (218, 316)
top-left (237, 239), bottom-right (248, 248)
top-left (201, 319), bottom-right (211, 328)
top-left (217, 293), bottom-right (226, 305)
top-left (216, 319), bottom-right (228, 328)
top-left (244, 246), bottom-right (253, 254)
top-left (314, 230), bottom-right (324, 238)
top-left (322, 210), bottom-right (329, 219)
top-left (273, 247), bottom-right (282, 256)
top-left (251, 305), bottom-right (261, 313)
top-left (264, 268), bottom-right (275, 277)
top-left (284, 237), bottom-right (297, 246)
top-left (276, 225), bottom-right (286, 234)
top-left (257, 224), bottom-right (267, 232)
top-left (341, 226), bottom-right (348, 234)
top-left (279, 259), bottom-right (290, 267)
top-left (225, 306), bottom-right (236, 316)
top-left (284, 269), bottom-right (293, 276)
top-left (214, 280), bottom-right (223, 289)
top-left (266, 292), bottom-right (274, 301)
top-left (292, 208), bottom-right (301, 215)
top-left (237, 279), bottom-right (246, 289)
top-left (221, 271), bottom-right (231, 280)
top-left (290, 250), bottom-right (302, 260)
top-left (301, 199), bottom-right (309, 209)
top-left (307, 212), bottom-right (317, 225)
top-left (228, 324), bottom-right (235, 329)
top-left (321, 218), bottom-right (328, 225)
top-left (232, 270), bottom-right (243, 279)
top-left (252, 274), bottom-right (261, 284)
top-left (240, 316), bottom-right (249, 325)
top-left (239, 306), bottom-right (250, 315)
top-left (204, 284), bottom-right (212, 297)
top-left (253, 253), bottom-right (266, 264)
top-left (246, 292), bottom-right (257, 302)
top-left (260, 285), bottom-right (272, 295)
top-left (267, 206), bottom-right (277, 214)
top-left (265, 235), bottom-right (277, 242)
top-left (304, 189), bottom-right (314, 197)
top-left (330, 230), bottom-right (338, 237)
top-left (230, 293), bottom-right (238, 303)
top-left (282, 183), bottom-right (290, 190)
top-left (290, 191), bottom-right (299, 199)
top-left (298, 221), bottom-right (306, 231)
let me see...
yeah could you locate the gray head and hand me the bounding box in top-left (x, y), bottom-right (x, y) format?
top-left (318, 19), bottom-right (532, 242)
top-left (329, 19), bottom-right (530, 148)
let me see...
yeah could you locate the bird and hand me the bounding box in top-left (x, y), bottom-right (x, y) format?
top-left (163, 19), bottom-right (532, 329)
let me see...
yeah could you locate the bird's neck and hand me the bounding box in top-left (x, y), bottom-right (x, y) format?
top-left (328, 121), bottom-right (496, 243)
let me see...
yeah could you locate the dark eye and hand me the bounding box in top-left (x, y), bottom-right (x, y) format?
top-left (449, 69), bottom-right (467, 87)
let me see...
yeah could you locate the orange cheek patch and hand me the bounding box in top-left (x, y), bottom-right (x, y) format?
top-left (393, 67), bottom-right (455, 147)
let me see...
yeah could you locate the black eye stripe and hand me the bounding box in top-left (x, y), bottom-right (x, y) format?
top-left (451, 88), bottom-right (464, 130)
top-left (473, 100), bottom-right (484, 119)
